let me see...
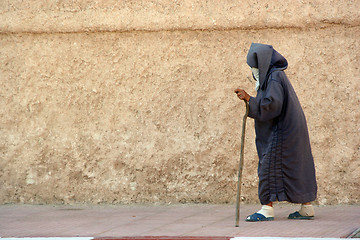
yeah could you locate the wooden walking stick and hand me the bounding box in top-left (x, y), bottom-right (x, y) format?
top-left (235, 99), bottom-right (249, 227)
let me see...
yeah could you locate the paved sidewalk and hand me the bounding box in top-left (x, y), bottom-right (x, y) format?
top-left (0, 204), bottom-right (359, 239)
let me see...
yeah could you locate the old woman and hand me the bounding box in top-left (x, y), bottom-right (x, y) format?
top-left (235, 43), bottom-right (317, 222)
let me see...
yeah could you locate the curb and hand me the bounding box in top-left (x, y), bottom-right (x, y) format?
top-left (0, 237), bottom-right (348, 240)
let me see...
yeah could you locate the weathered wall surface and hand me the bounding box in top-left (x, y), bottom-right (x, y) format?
top-left (1, 0), bottom-right (360, 33)
top-left (0, 1), bottom-right (359, 205)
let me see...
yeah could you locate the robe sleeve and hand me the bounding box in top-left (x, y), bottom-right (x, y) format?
top-left (248, 80), bottom-right (284, 121)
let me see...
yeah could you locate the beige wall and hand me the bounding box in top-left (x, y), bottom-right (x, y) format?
top-left (0, 1), bottom-right (359, 205)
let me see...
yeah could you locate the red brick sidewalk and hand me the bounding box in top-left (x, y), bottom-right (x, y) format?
top-left (0, 204), bottom-right (359, 238)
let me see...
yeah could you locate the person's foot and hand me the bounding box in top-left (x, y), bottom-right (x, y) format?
top-left (246, 205), bottom-right (274, 222)
top-left (288, 204), bottom-right (314, 220)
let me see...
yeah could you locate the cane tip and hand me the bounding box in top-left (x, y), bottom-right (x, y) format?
top-left (235, 224), bottom-right (239, 227)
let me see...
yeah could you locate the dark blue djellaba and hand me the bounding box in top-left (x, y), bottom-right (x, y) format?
top-left (246, 43), bottom-right (317, 205)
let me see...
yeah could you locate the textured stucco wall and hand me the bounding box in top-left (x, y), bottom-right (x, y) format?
top-left (1, 0), bottom-right (360, 33)
top-left (0, 1), bottom-right (359, 205)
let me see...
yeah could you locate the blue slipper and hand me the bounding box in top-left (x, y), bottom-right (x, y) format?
top-left (245, 213), bottom-right (274, 222)
top-left (288, 211), bottom-right (314, 220)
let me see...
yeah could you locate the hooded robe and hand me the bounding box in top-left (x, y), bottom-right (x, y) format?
top-left (246, 43), bottom-right (317, 205)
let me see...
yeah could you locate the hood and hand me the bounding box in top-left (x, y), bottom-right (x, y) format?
top-left (246, 43), bottom-right (288, 90)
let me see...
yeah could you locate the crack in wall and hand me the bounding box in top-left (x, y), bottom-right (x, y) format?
top-left (1, 22), bottom-right (359, 35)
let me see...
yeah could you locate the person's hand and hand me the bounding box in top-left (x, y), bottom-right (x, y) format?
top-left (234, 88), bottom-right (250, 102)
